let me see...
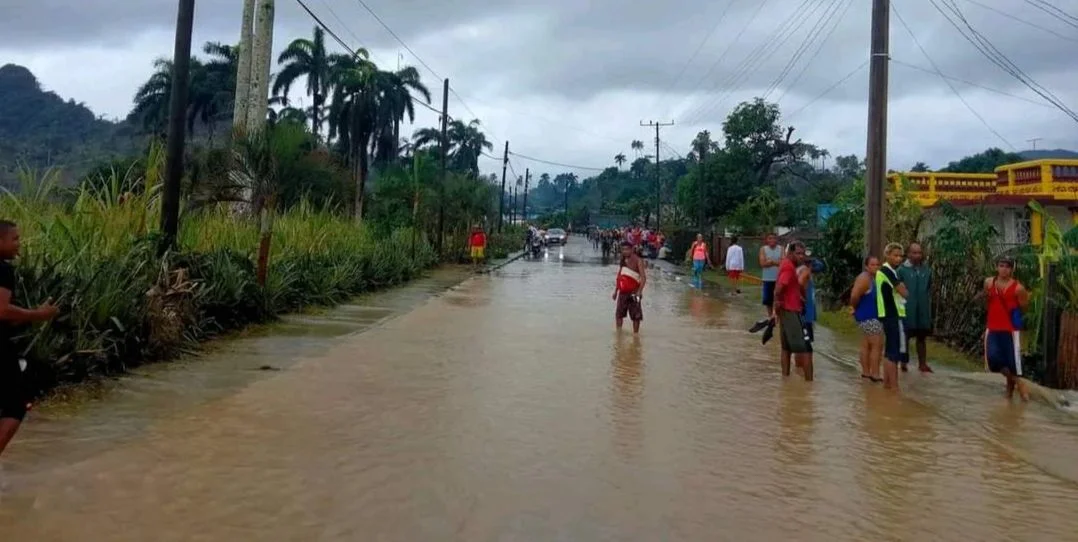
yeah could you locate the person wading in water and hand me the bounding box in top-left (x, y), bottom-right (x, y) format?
top-left (751, 233), bottom-right (784, 332)
top-left (613, 241), bottom-right (646, 333)
top-left (850, 255), bottom-right (883, 382)
top-left (983, 256), bottom-right (1030, 401)
top-left (773, 242), bottom-right (812, 380)
top-left (0, 220), bottom-right (59, 460)
top-left (687, 234), bottom-right (712, 289)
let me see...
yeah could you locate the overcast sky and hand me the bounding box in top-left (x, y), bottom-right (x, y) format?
top-left (3, 0), bottom-right (1077, 178)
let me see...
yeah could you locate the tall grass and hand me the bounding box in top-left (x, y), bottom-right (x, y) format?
top-left (2, 160), bottom-right (436, 390)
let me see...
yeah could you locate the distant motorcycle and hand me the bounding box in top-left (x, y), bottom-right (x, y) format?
top-left (529, 236), bottom-right (544, 259)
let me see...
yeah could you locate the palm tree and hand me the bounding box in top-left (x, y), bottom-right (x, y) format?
top-left (631, 140), bottom-right (644, 158)
top-left (377, 66), bottom-right (430, 162)
top-left (411, 119), bottom-right (492, 176)
top-left (328, 50), bottom-right (382, 219)
top-left (132, 58), bottom-right (176, 135)
top-left (449, 119), bottom-right (493, 176)
top-left (614, 153), bottom-right (627, 170)
top-left (273, 26), bottom-right (333, 140)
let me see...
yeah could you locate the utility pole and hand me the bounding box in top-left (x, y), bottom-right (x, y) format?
top-left (1027, 137), bottom-right (1042, 151)
top-left (511, 183), bottom-right (518, 225)
top-left (522, 168), bottom-right (530, 224)
top-left (864, 0), bottom-right (889, 257)
top-left (160, 0), bottom-right (196, 251)
top-left (697, 136), bottom-right (707, 233)
top-left (437, 78), bottom-right (449, 256)
top-left (498, 140), bottom-right (509, 232)
top-left (641, 120), bottom-right (674, 230)
top-left (563, 177), bottom-right (570, 227)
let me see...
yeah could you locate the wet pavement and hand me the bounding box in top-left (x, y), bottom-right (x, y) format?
top-left (3, 238), bottom-right (1078, 541)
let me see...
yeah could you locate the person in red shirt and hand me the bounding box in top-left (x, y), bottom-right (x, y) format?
top-left (468, 224), bottom-right (487, 270)
top-left (983, 256), bottom-right (1029, 400)
top-left (772, 241), bottom-right (812, 380)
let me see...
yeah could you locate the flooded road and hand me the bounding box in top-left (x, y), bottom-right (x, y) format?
top-left (3, 239), bottom-right (1078, 541)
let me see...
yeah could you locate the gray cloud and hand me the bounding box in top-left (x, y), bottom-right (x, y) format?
top-left (1, 0), bottom-right (1077, 176)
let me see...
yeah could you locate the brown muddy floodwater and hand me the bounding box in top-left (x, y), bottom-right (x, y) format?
top-left (2, 239), bottom-right (1078, 541)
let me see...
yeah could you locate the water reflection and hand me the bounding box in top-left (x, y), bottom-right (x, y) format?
top-left (610, 334), bottom-right (644, 461)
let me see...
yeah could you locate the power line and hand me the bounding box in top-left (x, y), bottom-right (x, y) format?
top-left (1021, 0), bottom-right (1078, 30)
top-left (893, 3), bottom-right (1015, 149)
top-left (890, 59), bottom-right (1051, 107)
top-left (682, 0), bottom-right (831, 125)
top-left (295, 0), bottom-right (444, 117)
top-left (765, 0), bottom-right (850, 99)
top-left (351, 0), bottom-right (443, 82)
top-left (508, 151), bottom-right (607, 172)
top-left (316, 0), bottom-right (380, 64)
top-left (773, 0), bottom-right (855, 103)
top-left (929, 0), bottom-right (1078, 123)
top-left (961, 0), bottom-right (1078, 42)
top-left (785, 60), bottom-right (868, 120)
top-left (653, 0), bottom-right (741, 118)
top-left (666, 0), bottom-right (775, 122)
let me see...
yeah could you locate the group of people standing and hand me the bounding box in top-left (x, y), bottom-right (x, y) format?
top-left (752, 236), bottom-right (822, 382)
top-left (848, 242), bottom-right (1028, 399)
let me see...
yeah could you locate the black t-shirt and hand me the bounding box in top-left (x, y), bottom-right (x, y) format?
top-left (879, 264), bottom-right (902, 318)
top-left (0, 260), bottom-right (16, 344)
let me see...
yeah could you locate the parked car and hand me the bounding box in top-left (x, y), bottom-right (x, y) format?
top-left (546, 228), bottom-right (567, 245)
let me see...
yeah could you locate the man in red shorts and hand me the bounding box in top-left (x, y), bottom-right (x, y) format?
top-left (724, 236), bottom-right (745, 295)
top-left (612, 241), bottom-right (647, 333)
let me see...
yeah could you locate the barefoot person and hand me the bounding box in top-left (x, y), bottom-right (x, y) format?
top-left (687, 234), bottom-right (711, 289)
top-left (725, 236), bottom-right (744, 295)
top-left (0, 220), bottom-right (59, 459)
top-left (612, 241), bottom-right (646, 333)
top-left (876, 243), bottom-right (908, 390)
top-left (750, 234), bottom-right (783, 333)
top-left (984, 256), bottom-right (1030, 401)
top-left (899, 242), bottom-right (934, 373)
top-left (851, 255), bottom-right (883, 382)
top-left (773, 242), bottom-right (812, 380)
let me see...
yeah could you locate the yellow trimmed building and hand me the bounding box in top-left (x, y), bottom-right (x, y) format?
top-left (889, 159), bottom-right (1078, 245)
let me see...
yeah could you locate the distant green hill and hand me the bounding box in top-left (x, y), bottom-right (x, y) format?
top-left (0, 64), bottom-right (141, 183)
top-left (1018, 149), bottom-right (1078, 160)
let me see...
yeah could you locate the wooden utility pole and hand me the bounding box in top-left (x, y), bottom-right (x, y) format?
top-left (641, 120), bottom-right (674, 229)
top-left (1027, 137), bottom-right (1043, 151)
top-left (437, 78), bottom-right (449, 256)
top-left (160, 0), bottom-right (196, 250)
top-left (697, 137), bottom-right (707, 232)
top-left (522, 168), bottom-right (530, 224)
top-left (498, 140), bottom-right (509, 232)
top-left (864, 0), bottom-right (890, 257)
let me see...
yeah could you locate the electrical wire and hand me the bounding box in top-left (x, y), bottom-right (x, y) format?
top-left (681, 0), bottom-right (831, 125)
top-left (961, 0), bottom-right (1078, 42)
top-left (666, 0), bottom-right (775, 122)
top-left (652, 0), bottom-right (741, 118)
top-left (890, 59), bottom-right (1051, 107)
top-left (784, 60), bottom-right (868, 121)
top-left (1021, 0), bottom-right (1078, 30)
top-left (929, 0), bottom-right (1078, 122)
top-left (772, 0), bottom-right (855, 103)
top-left (764, 0), bottom-right (850, 99)
top-left (893, 3), bottom-right (1015, 149)
top-left (508, 151), bottom-right (607, 172)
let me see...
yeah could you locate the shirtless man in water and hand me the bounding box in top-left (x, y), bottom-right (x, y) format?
top-left (613, 241), bottom-right (647, 333)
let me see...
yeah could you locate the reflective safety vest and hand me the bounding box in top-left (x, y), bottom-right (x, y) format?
top-left (875, 264), bottom-right (906, 318)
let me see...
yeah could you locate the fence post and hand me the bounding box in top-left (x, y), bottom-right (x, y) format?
top-left (1042, 262), bottom-right (1061, 387)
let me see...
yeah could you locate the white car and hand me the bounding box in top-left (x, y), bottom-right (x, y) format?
top-left (545, 228), bottom-right (567, 245)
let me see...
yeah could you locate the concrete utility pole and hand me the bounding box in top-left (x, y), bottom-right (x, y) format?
top-left (160, 0), bottom-right (196, 250)
top-left (522, 168), bottom-right (530, 224)
top-left (864, 0), bottom-right (889, 258)
top-left (437, 78), bottom-right (449, 256)
top-left (498, 140), bottom-right (509, 232)
top-left (232, 0), bottom-right (255, 131)
top-left (1027, 137), bottom-right (1043, 151)
top-left (640, 120), bottom-right (674, 229)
